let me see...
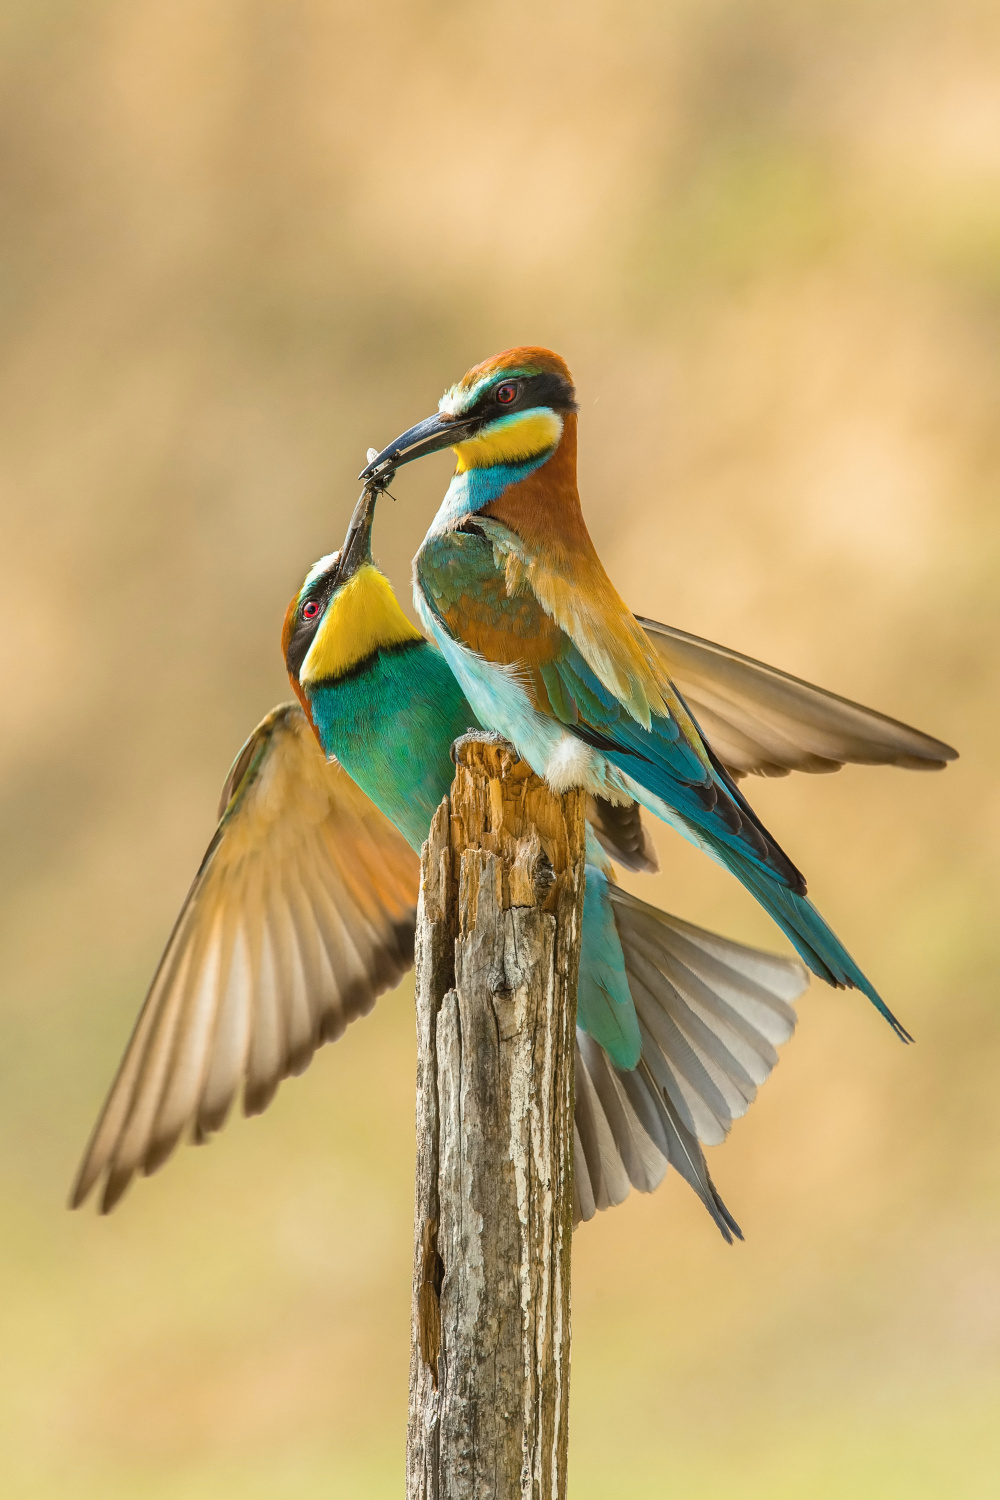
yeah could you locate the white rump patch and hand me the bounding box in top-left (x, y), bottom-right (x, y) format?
top-left (545, 734), bottom-right (598, 793)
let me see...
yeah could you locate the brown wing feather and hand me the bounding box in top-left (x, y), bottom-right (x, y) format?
top-left (586, 795), bottom-right (659, 874)
top-left (639, 618), bottom-right (958, 779)
top-left (71, 703), bottom-right (419, 1213)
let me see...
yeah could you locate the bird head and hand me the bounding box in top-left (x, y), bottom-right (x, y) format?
top-left (282, 486), bottom-right (421, 702)
top-left (360, 347), bottom-right (577, 485)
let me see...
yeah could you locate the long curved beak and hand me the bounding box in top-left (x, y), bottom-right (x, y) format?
top-left (358, 411), bottom-right (477, 483)
top-left (336, 485), bottom-right (378, 583)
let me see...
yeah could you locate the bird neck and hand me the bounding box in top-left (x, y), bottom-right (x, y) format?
top-left (430, 411), bottom-right (579, 533)
top-left (477, 411), bottom-right (595, 565)
top-left (305, 639), bottom-right (475, 851)
top-left (300, 565), bottom-right (423, 688)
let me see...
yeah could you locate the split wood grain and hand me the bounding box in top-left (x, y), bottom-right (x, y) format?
top-left (406, 736), bottom-right (586, 1500)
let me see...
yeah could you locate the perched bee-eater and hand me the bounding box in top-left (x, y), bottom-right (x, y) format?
top-left (362, 348), bottom-right (956, 1041)
top-left (74, 482), bottom-right (951, 1233)
top-left (73, 489), bottom-right (808, 1234)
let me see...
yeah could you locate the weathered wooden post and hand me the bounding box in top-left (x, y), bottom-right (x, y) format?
top-left (406, 736), bottom-right (586, 1500)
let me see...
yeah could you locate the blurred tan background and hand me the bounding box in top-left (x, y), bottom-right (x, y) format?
top-left (2, 2), bottom-right (998, 1495)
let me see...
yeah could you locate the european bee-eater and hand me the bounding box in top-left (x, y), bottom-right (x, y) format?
top-left (73, 489), bottom-right (811, 1235)
top-left (74, 481), bottom-right (951, 1234)
top-left (361, 348), bottom-right (956, 1041)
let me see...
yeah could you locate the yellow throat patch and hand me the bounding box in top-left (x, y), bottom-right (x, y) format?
top-left (300, 565), bottom-right (422, 684)
top-left (453, 408), bottom-right (563, 471)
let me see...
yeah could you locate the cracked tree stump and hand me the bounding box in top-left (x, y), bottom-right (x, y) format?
top-left (406, 736), bottom-right (586, 1500)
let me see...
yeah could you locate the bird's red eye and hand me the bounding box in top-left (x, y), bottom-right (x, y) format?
top-left (495, 381), bottom-right (519, 405)
top-left (302, 600), bottom-right (321, 620)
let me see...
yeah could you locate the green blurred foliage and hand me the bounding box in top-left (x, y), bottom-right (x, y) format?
top-left (1, 1), bottom-right (997, 1495)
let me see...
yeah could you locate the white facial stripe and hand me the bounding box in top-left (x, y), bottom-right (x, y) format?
top-left (301, 551), bottom-right (340, 593)
top-left (438, 376), bottom-right (486, 417)
top-left (438, 369), bottom-right (533, 417)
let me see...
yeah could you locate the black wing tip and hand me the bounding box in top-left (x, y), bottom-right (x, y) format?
top-left (604, 846), bottom-right (660, 875)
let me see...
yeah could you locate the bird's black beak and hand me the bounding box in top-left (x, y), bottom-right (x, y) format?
top-left (336, 484), bottom-right (378, 584)
top-left (358, 411), bottom-right (477, 483)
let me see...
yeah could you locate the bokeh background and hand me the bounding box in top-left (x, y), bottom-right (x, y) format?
top-left (2, 2), bottom-right (998, 1495)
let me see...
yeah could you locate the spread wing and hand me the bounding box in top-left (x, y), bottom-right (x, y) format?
top-left (640, 619), bottom-right (958, 779)
top-left (71, 703), bottom-right (420, 1214)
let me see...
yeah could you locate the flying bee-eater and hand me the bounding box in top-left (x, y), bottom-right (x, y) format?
top-left (361, 347), bottom-right (957, 1042)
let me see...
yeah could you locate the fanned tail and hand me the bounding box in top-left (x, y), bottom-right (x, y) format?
top-left (573, 891), bottom-right (809, 1239)
top-left (574, 1030), bottom-right (740, 1241)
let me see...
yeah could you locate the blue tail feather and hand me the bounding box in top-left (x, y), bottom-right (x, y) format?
top-left (578, 864), bottom-right (643, 1070)
top-left (729, 851), bottom-right (912, 1042)
top-left (609, 715), bottom-right (911, 1042)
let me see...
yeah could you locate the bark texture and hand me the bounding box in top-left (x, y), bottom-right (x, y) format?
top-left (406, 737), bottom-right (586, 1500)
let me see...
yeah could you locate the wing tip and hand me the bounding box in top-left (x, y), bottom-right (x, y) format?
top-left (243, 1078), bottom-right (281, 1118)
top-left (898, 751), bottom-right (958, 770)
top-left (67, 1176), bottom-right (92, 1213)
top-left (99, 1167), bottom-right (133, 1215)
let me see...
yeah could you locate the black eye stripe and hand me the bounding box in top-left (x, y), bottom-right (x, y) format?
top-left (301, 579), bottom-right (334, 619)
top-left (285, 575), bottom-right (337, 677)
top-left (466, 370), bottom-right (577, 423)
